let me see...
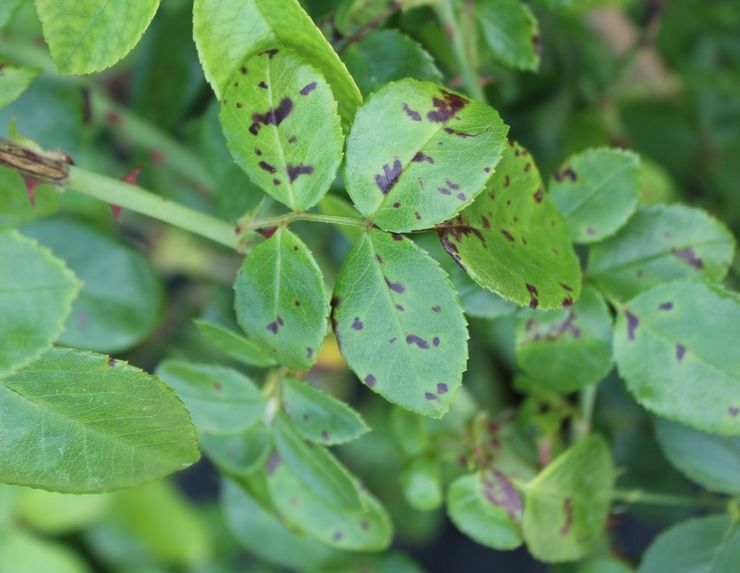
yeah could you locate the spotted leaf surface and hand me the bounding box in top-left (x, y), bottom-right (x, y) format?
top-left (439, 141), bottom-right (581, 309)
top-left (266, 450), bottom-right (392, 551)
top-left (522, 435), bottom-right (614, 562)
top-left (614, 282), bottom-right (740, 435)
top-left (283, 378), bottom-right (369, 445)
top-left (474, 0), bottom-right (541, 71)
top-left (194, 0), bottom-right (361, 122)
top-left (331, 230), bottom-right (468, 418)
top-left (35, 0), bottom-right (160, 74)
top-left (234, 228), bottom-right (328, 371)
top-left (0, 230), bottom-right (80, 377)
top-left (200, 423), bottom-right (272, 477)
top-left (515, 286), bottom-right (613, 392)
top-left (448, 471), bottom-right (523, 550)
top-left (549, 147), bottom-right (640, 243)
top-left (156, 361), bottom-right (265, 435)
top-left (220, 49), bottom-right (343, 211)
top-left (0, 348), bottom-right (198, 492)
top-left (0, 65), bottom-right (39, 109)
top-left (194, 319), bottom-right (277, 367)
top-left (344, 79), bottom-right (508, 232)
top-left (587, 205), bottom-right (735, 301)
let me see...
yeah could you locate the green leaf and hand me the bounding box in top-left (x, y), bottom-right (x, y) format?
top-left (0, 529), bottom-right (90, 573)
top-left (400, 457), bottom-right (442, 511)
top-left (637, 515), bottom-right (739, 573)
top-left (156, 360), bottom-right (264, 435)
top-left (283, 377), bottom-right (369, 445)
top-left (344, 79), bottom-right (508, 232)
top-left (0, 348), bottom-right (198, 493)
top-left (35, 0), bottom-right (160, 74)
top-left (221, 478), bottom-right (341, 570)
top-left (0, 230), bottom-right (80, 377)
top-left (474, 0), bottom-right (541, 71)
top-left (234, 228), bottom-right (329, 371)
top-left (438, 140), bottom-right (582, 309)
top-left (522, 435), bottom-right (614, 562)
top-left (266, 451), bottom-right (392, 551)
top-left (447, 471), bottom-right (523, 550)
top-left (549, 147), bottom-right (640, 243)
top-left (341, 29), bottom-right (442, 97)
top-left (653, 417), bottom-right (740, 496)
top-left (194, 319), bottom-right (277, 367)
top-left (17, 489), bottom-right (111, 535)
top-left (515, 285), bottom-right (613, 392)
top-left (193, 0), bottom-right (361, 122)
top-left (587, 205), bottom-right (735, 301)
top-left (0, 65), bottom-right (39, 109)
top-left (24, 219), bottom-right (164, 353)
top-left (200, 424), bottom-right (272, 477)
top-left (0, 165), bottom-right (58, 228)
top-left (0, 0), bottom-right (24, 28)
top-left (219, 48), bottom-right (343, 211)
top-left (613, 281), bottom-right (740, 435)
top-left (272, 413), bottom-right (362, 511)
top-left (331, 230), bottom-right (469, 418)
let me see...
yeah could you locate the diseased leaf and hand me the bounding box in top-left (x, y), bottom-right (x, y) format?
top-left (613, 281), bottom-right (740, 435)
top-left (194, 319), bottom-right (277, 367)
top-left (193, 0), bottom-right (361, 122)
top-left (549, 147), bottom-right (640, 243)
top-left (448, 471), bottom-right (523, 550)
top-left (522, 435), bottom-right (614, 562)
top-left (474, 0), bottom-right (541, 71)
top-left (0, 230), bottom-right (80, 377)
top-left (219, 48), bottom-right (343, 211)
top-left (0, 65), bottom-right (39, 109)
top-left (344, 79), bottom-right (508, 232)
top-left (266, 451), bottom-right (392, 551)
top-left (35, 0), bottom-right (160, 74)
top-left (272, 413), bottom-right (362, 511)
top-left (587, 205), bottom-right (735, 301)
top-left (515, 286), bottom-right (613, 392)
top-left (331, 230), bottom-right (468, 418)
top-left (400, 457), bottom-right (442, 511)
top-left (234, 228), bottom-right (328, 371)
top-left (0, 166), bottom-right (58, 228)
top-left (341, 29), bottom-right (442, 97)
top-left (200, 424), bottom-right (272, 477)
top-left (637, 515), bottom-right (739, 573)
top-left (25, 219), bottom-right (164, 353)
top-left (156, 361), bottom-right (264, 435)
top-left (438, 140), bottom-right (581, 309)
top-left (283, 378), bottom-right (369, 445)
top-left (0, 348), bottom-right (198, 493)
top-left (654, 417), bottom-right (740, 496)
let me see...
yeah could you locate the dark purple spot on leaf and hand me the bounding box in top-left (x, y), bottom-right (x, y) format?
top-left (533, 188), bottom-right (543, 203)
top-left (259, 160), bottom-right (277, 173)
top-left (352, 317), bottom-right (363, 330)
top-left (412, 151), bottom-right (433, 163)
top-left (393, 202), bottom-right (401, 208)
top-left (406, 335), bottom-right (429, 349)
top-left (300, 82), bottom-right (317, 95)
top-left (249, 98), bottom-right (293, 135)
top-left (501, 229), bottom-right (515, 243)
top-left (262, 48), bottom-right (279, 59)
top-left (385, 277), bottom-right (405, 293)
top-left (433, 336), bottom-right (440, 347)
top-left (425, 392), bottom-right (437, 400)
top-left (427, 90), bottom-right (469, 123)
top-left (432, 305), bottom-right (441, 313)
top-left (445, 178), bottom-right (460, 190)
top-left (321, 431), bottom-right (329, 441)
top-left (555, 168), bottom-right (577, 182)
top-left (625, 310), bottom-right (639, 340)
top-left (240, 66), bottom-right (247, 74)
top-left (457, 192), bottom-right (467, 201)
top-left (306, 347), bottom-right (313, 358)
top-left (437, 383), bottom-right (448, 394)
top-left (267, 452), bottom-right (281, 475)
top-left (676, 344), bottom-right (686, 361)
top-left (526, 283), bottom-right (539, 310)
top-left (287, 163), bottom-right (314, 182)
top-left (403, 103), bottom-right (422, 121)
top-left (375, 159), bottom-right (402, 195)
top-left (258, 81), bottom-right (268, 89)
top-left (364, 374), bottom-right (376, 387)
top-left (672, 247), bottom-right (704, 269)
top-left (391, 233), bottom-right (403, 241)
top-left (438, 187), bottom-right (451, 195)
top-left (332, 531), bottom-right (343, 542)
top-left (729, 406), bottom-right (739, 417)
top-left (659, 302), bottom-right (673, 311)
top-left (395, 304), bottom-right (404, 311)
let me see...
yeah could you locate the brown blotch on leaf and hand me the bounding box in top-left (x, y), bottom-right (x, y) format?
top-left (249, 97), bottom-right (294, 135)
top-left (427, 90), bottom-right (469, 123)
top-left (625, 310), bottom-right (639, 340)
top-left (671, 247), bottom-right (704, 270)
top-left (287, 163), bottom-right (314, 182)
top-left (261, 48), bottom-right (279, 59)
top-left (272, 178), bottom-right (280, 185)
top-left (532, 34), bottom-right (542, 56)
top-left (403, 103), bottom-right (422, 121)
top-left (287, 135), bottom-right (297, 144)
top-left (504, 175), bottom-right (511, 187)
top-left (107, 357), bottom-right (117, 367)
top-left (258, 81), bottom-right (268, 89)
top-left (526, 283), bottom-right (539, 309)
top-left (481, 216), bottom-right (491, 229)
top-left (555, 167), bottom-right (577, 182)
top-left (533, 188), bottom-right (544, 203)
top-left (300, 82), bottom-right (317, 95)
top-left (255, 148), bottom-right (262, 156)
top-left (240, 66), bottom-right (248, 75)
top-left (391, 233), bottom-right (403, 241)
top-left (501, 229), bottom-right (515, 243)
top-left (258, 227), bottom-right (277, 239)
top-left (560, 498), bottom-right (574, 536)
top-left (375, 159), bottom-right (403, 195)
top-left (393, 202), bottom-right (401, 208)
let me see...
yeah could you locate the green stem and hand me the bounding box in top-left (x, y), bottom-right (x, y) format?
top-left (434, 2), bottom-right (485, 101)
top-left (238, 212), bottom-right (367, 234)
top-left (612, 488), bottom-right (727, 510)
top-left (65, 166), bottom-right (236, 249)
top-left (573, 384), bottom-right (597, 440)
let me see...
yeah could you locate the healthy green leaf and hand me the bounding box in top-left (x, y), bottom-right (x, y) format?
top-left (391, 407), bottom-right (429, 456)
top-left (474, 0), bottom-right (541, 71)
top-left (193, 0), bottom-right (361, 122)
top-left (194, 319), bottom-right (277, 367)
top-left (156, 360), bottom-right (264, 435)
top-left (331, 230), bottom-right (469, 418)
top-left (219, 48), bottom-right (343, 210)
top-left (283, 377), bottom-right (369, 445)
top-left (587, 205), bottom-right (735, 301)
top-left (341, 29), bottom-right (442, 97)
top-left (438, 140), bottom-right (582, 309)
top-left (35, 0), bottom-right (160, 74)
top-left (266, 451), bottom-right (392, 551)
top-left (522, 435), bottom-right (614, 562)
top-left (0, 165), bottom-right (58, 228)
top-left (200, 424), bottom-right (272, 477)
top-left (613, 281), bottom-right (740, 435)
top-left (549, 147), bottom-right (640, 243)
top-left (515, 285), bottom-right (613, 392)
top-left (234, 227), bottom-right (329, 371)
top-left (638, 515), bottom-right (739, 573)
top-left (17, 489), bottom-right (111, 534)
top-left (24, 219), bottom-right (164, 353)
top-left (0, 230), bottom-right (80, 377)
top-left (400, 457), bottom-right (442, 511)
top-left (0, 529), bottom-right (90, 573)
top-left (653, 417), bottom-right (740, 496)
top-left (272, 413), bottom-right (362, 511)
top-left (0, 348), bottom-right (198, 493)
top-left (447, 471), bottom-right (523, 550)
top-left (344, 79), bottom-right (508, 232)
top-left (0, 65), bottom-right (39, 109)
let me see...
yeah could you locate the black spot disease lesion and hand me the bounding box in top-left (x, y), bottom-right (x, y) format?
top-left (286, 163), bottom-right (314, 182)
top-left (249, 98), bottom-right (294, 136)
top-left (300, 82), bottom-right (317, 96)
top-left (375, 159), bottom-right (403, 195)
top-left (403, 103), bottom-right (422, 121)
top-left (266, 315), bottom-right (284, 334)
top-left (427, 90), bottom-right (469, 123)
